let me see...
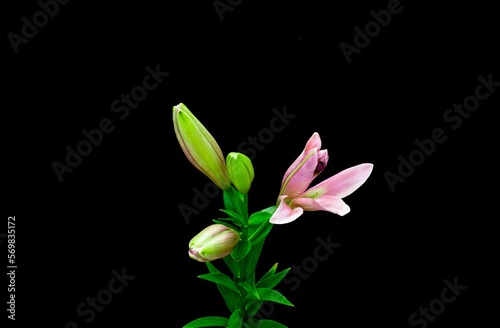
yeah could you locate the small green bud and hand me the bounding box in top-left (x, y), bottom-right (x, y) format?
top-left (226, 152), bottom-right (255, 194)
top-left (188, 224), bottom-right (240, 262)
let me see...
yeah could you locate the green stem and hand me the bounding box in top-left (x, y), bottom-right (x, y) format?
top-left (226, 188), bottom-right (258, 325)
top-left (222, 187), bottom-right (274, 326)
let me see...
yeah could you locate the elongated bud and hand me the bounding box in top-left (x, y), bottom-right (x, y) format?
top-left (188, 224), bottom-right (240, 262)
top-left (226, 152), bottom-right (255, 194)
top-left (173, 103), bottom-right (231, 190)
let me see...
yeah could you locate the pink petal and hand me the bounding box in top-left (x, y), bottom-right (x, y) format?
top-left (304, 163), bottom-right (373, 199)
top-left (281, 132), bottom-right (322, 185)
top-left (315, 149), bottom-right (329, 176)
top-left (292, 195), bottom-right (351, 216)
top-left (280, 149), bottom-right (320, 198)
top-left (269, 196), bottom-right (304, 224)
top-left (303, 132), bottom-right (322, 154)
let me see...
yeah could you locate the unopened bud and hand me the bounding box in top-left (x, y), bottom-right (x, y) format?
top-left (226, 152), bottom-right (254, 194)
top-left (173, 103), bottom-right (231, 190)
top-left (188, 224), bottom-right (240, 262)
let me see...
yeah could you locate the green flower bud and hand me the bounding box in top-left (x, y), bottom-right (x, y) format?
top-left (173, 103), bottom-right (231, 190)
top-left (226, 152), bottom-right (255, 194)
top-left (188, 224), bottom-right (240, 262)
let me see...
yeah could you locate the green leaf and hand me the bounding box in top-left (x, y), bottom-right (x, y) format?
top-left (245, 300), bottom-right (264, 318)
top-left (256, 319), bottom-right (288, 328)
top-left (223, 187), bottom-right (247, 222)
top-left (205, 261), bottom-right (221, 274)
top-left (243, 280), bottom-right (292, 314)
top-left (224, 255), bottom-right (240, 279)
top-left (239, 281), bottom-right (259, 299)
top-left (206, 262), bottom-right (240, 312)
top-left (248, 220), bottom-right (273, 245)
top-left (228, 309), bottom-right (243, 328)
top-left (257, 263), bottom-right (278, 282)
top-left (243, 291), bottom-right (260, 312)
top-left (219, 209), bottom-right (245, 226)
top-left (243, 239), bottom-right (265, 280)
top-left (231, 239), bottom-right (251, 262)
top-left (255, 288), bottom-right (294, 307)
top-left (198, 272), bottom-right (240, 293)
top-left (256, 267), bottom-right (291, 289)
top-left (217, 284), bottom-right (240, 313)
top-left (212, 219), bottom-right (239, 231)
top-left (223, 188), bottom-right (236, 213)
top-left (260, 205), bottom-right (277, 214)
top-left (248, 211), bottom-right (272, 226)
top-left (183, 316), bottom-right (229, 328)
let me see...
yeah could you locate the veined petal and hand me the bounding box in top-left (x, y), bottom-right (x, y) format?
top-left (280, 149), bottom-right (319, 199)
top-left (304, 163), bottom-right (373, 199)
top-left (270, 196), bottom-right (304, 224)
top-left (282, 132), bottom-right (321, 183)
top-left (292, 195), bottom-right (351, 216)
top-left (282, 132), bottom-right (322, 182)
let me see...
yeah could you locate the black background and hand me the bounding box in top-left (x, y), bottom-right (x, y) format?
top-left (4, 1), bottom-right (499, 327)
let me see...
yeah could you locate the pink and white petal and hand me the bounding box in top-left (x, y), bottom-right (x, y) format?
top-left (280, 149), bottom-right (319, 199)
top-left (303, 132), bottom-right (322, 154)
top-left (292, 195), bottom-right (351, 216)
top-left (269, 196), bottom-right (304, 224)
top-left (304, 163), bottom-right (373, 199)
top-left (281, 132), bottom-right (322, 183)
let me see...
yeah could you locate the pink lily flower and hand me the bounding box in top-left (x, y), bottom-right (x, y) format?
top-left (270, 132), bottom-right (373, 224)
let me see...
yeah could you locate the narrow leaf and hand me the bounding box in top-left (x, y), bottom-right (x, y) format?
top-left (245, 300), bottom-right (263, 318)
top-left (183, 316), bottom-right (229, 328)
top-left (228, 309), bottom-right (243, 328)
top-left (223, 187), bottom-right (247, 222)
top-left (255, 288), bottom-right (294, 307)
top-left (198, 272), bottom-right (240, 293)
top-left (223, 188), bottom-right (236, 213)
top-left (261, 205), bottom-right (277, 214)
top-left (220, 209), bottom-right (245, 225)
top-left (224, 254), bottom-right (240, 279)
top-left (212, 219), bottom-right (239, 231)
top-left (256, 267), bottom-right (291, 289)
top-left (239, 281), bottom-right (259, 299)
top-left (217, 284), bottom-right (240, 313)
top-left (248, 220), bottom-right (273, 245)
top-left (206, 262), bottom-right (240, 312)
top-left (243, 291), bottom-right (260, 312)
top-left (248, 211), bottom-right (272, 226)
top-left (258, 263), bottom-right (278, 282)
top-left (205, 261), bottom-right (220, 274)
top-left (231, 239), bottom-right (251, 262)
top-left (244, 239), bottom-right (265, 279)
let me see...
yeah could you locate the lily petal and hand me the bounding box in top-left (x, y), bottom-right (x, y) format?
top-left (303, 132), bottom-right (322, 154)
top-left (315, 149), bottom-right (329, 176)
top-left (280, 149), bottom-right (320, 199)
top-left (281, 132), bottom-right (322, 183)
top-left (304, 163), bottom-right (373, 199)
top-left (269, 196), bottom-right (304, 224)
top-left (292, 195), bottom-right (351, 216)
